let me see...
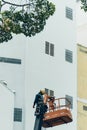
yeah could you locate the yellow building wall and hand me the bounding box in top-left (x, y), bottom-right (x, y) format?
top-left (77, 44), bottom-right (87, 130)
top-left (77, 44), bottom-right (87, 99)
top-left (77, 101), bottom-right (87, 130)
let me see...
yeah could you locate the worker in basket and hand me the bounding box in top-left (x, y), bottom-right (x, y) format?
top-left (48, 96), bottom-right (56, 111)
top-left (43, 92), bottom-right (56, 111)
top-left (33, 89), bottom-right (48, 116)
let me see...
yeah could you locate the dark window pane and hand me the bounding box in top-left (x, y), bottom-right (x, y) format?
top-left (50, 90), bottom-right (54, 96)
top-left (45, 88), bottom-right (54, 97)
top-left (45, 41), bottom-right (49, 54)
top-left (65, 95), bottom-right (73, 109)
top-left (65, 49), bottom-right (73, 63)
top-left (14, 108), bottom-right (22, 122)
top-left (83, 105), bottom-right (87, 111)
top-left (50, 44), bottom-right (54, 56)
top-left (0, 57), bottom-right (21, 64)
top-left (45, 88), bottom-right (49, 95)
top-left (66, 7), bottom-right (73, 20)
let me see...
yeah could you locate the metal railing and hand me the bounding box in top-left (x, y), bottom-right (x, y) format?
top-left (47, 97), bottom-right (71, 112)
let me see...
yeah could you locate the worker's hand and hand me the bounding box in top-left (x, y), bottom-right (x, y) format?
top-left (33, 105), bottom-right (35, 108)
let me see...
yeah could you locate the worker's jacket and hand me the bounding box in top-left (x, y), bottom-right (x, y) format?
top-left (33, 92), bottom-right (43, 106)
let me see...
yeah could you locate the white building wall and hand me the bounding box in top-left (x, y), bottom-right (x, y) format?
top-left (0, 35), bottom-right (27, 130)
top-left (25, 0), bottom-right (77, 130)
top-left (76, 1), bottom-right (87, 26)
top-left (0, 82), bottom-right (14, 130)
top-left (77, 24), bottom-right (87, 47)
top-left (0, 0), bottom-right (77, 130)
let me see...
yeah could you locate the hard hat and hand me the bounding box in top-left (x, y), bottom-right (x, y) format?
top-left (40, 89), bottom-right (45, 94)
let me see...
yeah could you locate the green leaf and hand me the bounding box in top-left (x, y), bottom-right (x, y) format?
top-left (0, 0), bottom-right (55, 43)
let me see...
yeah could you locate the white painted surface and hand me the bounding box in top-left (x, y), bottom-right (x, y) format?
top-left (0, 82), bottom-right (14, 130)
top-left (0, 0), bottom-right (77, 130)
top-left (0, 35), bottom-right (26, 130)
top-left (25, 0), bottom-right (77, 130)
top-left (76, 1), bottom-right (87, 26)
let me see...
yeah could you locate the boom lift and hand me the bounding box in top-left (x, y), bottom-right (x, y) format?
top-left (34, 97), bottom-right (73, 130)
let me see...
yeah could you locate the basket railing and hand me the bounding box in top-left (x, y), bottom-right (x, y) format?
top-left (47, 97), bottom-right (71, 112)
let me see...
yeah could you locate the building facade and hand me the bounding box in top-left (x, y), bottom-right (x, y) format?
top-left (0, 0), bottom-right (77, 130)
top-left (77, 48), bottom-right (87, 128)
top-left (77, 44), bottom-right (87, 130)
top-left (77, 1), bottom-right (87, 129)
top-left (0, 81), bottom-right (14, 130)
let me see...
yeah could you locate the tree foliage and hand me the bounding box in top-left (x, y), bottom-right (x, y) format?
top-left (0, 0), bottom-right (55, 43)
top-left (81, 0), bottom-right (87, 11)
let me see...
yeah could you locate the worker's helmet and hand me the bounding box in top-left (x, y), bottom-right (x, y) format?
top-left (40, 89), bottom-right (46, 95)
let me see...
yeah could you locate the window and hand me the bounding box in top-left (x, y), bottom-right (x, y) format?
top-left (45, 88), bottom-right (54, 96)
top-left (50, 90), bottom-right (54, 97)
top-left (66, 7), bottom-right (73, 20)
top-left (45, 88), bottom-right (49, 95)
top-left (45, 41), bottom-right (54, 56)
top-left (0, 57), bottom-right (21, 64)
top-left (65, 95), bottom-right (73, 109)
top-left (83, 105), bottom-right (87, 111)
top-left (65, 49), bottom-right (73, 63)
top-left (45, 41), bottom-right (49, 55)
top-left (14, 108), bottom-right (22, 122)
top-left (50, 43), bottom-right (54, 56)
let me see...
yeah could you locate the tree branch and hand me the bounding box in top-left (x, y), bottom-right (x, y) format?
top-left (2, 0), bottom-right (31, 7)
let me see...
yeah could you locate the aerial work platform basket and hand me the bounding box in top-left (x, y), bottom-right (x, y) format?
top-left (42, 97), bottom-right (73, 128)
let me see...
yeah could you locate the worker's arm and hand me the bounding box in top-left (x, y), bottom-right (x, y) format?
top-left (44, 94), bottom-right (51, 104)
top-left (33, 94), bottom-right (38, 108)
top-left (33, 102), bottom-right (35, 108)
